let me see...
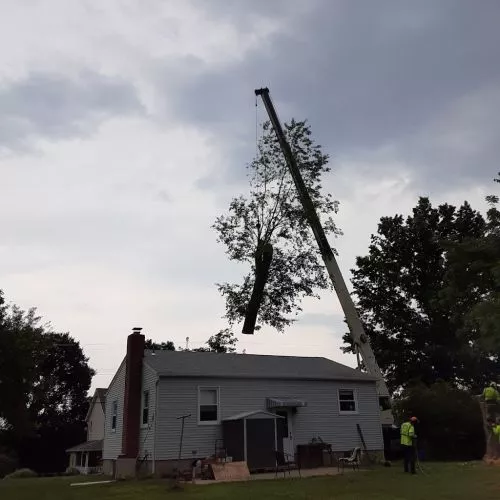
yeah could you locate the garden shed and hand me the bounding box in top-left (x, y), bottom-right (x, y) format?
top-left (222, 410), bottom-right (283, 470)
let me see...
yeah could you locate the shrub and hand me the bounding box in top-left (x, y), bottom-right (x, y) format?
top-left (4, 468), bottom-right (38, 479)
top-left (0, 453), bottom-right (17, 479)
top-left (395, 381), bottom-right (484, 461)
top-left (64, 467), bottom-right (81, 476)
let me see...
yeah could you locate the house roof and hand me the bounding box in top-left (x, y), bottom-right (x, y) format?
top-left (66, 439), bottom-right (103, 453)
top-left (143, 350), bottom-right (376, 382)
top-left (95, 388), bottom-right (107, 412)
top-left (85, 388), bottom-right (107, 422)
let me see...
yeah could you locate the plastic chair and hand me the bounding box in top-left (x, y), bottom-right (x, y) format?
top-left (337, 447), bottom-right (361, 472)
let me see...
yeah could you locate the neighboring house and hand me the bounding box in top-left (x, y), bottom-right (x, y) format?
top-left (66, 388), bottom-right (107, 474)
top-left (102, 329), bottom-right (383, 478)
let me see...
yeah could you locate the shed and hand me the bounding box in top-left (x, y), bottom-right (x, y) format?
top-left (222, 410), bottom-right (284, 470)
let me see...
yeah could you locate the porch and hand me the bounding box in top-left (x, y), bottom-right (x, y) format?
top-left (66, 440), bottom-right (103, 475)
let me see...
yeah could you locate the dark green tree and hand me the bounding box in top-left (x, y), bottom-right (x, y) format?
top-left (193, 329), bottom-right (237, 353)
top-left (343, 197), bottom-right (498, 392)
top-left (0, 293), bottom-right (94, 472)
top-left (145, 339), bottom-right (175, 351)
top-left (214, 120), bottom-right (340, 333)
top-left (442, 174), bottom-right (500, 354)
top-left (395, 382), bottom-right (484, 460)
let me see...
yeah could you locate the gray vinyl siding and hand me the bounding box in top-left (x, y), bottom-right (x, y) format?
top-left (154, 377), bottom-right (382, 460)
top-left (103, 359), bottom-right (126, 460)
top-left (139, 363), bottom-right (158, 459)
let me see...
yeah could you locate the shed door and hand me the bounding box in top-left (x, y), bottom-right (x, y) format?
top-left (246, 419), bottom-right (276, 470)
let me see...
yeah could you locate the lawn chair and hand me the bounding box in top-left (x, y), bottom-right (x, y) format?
top-left (337, 447), bottom-right (361, 473)
top-left (275, 450), bottom-right (301, 478)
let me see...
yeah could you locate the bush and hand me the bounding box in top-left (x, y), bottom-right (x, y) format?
top-left (0, 453), bottom-right (17, 479)
top-left (64, 467), bottom-right (81, 476)
top-left (395, 381), bottom-right (484, 461)
top-left (4, 468), bottom-right (38, 479)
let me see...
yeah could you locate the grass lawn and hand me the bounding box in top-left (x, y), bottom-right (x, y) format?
top-left (2, 462), bottom-right (499, 500)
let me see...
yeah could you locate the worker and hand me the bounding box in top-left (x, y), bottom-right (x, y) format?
top-left (483, 382), bottom-right (500, 420)
top-left (490, 419), bottom-right (500, 459)
top-left (401, 416), bottom-right (418, 474)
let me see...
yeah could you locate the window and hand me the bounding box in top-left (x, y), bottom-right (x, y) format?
top-left (111, 400), bottom-right (118, 431)
top-left (142, 390), bottom-right (150, 426)
top-left (198, 387), bottom-right (219, 424)
top-left (338, 389), bottom-right (357, 413)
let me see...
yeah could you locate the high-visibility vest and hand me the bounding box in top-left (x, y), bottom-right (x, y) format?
top-left (401, 422), bottom-right (416, 447)
top-left (493, 425), bottom-right (500, 442)
top-left (484, 386), bottom-right (499, 402)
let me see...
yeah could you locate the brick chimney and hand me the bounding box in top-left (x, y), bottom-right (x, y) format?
top-left (121, 327), bottom-right (145, 458)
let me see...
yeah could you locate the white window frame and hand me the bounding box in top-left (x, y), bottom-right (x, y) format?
top-left (111, 400), bottom-right (118, 432)
top-left (197, 386), bottom-right (220, 425)
top-left (141, 390), bottom-right (150, 428)
top-left (338, 388), bottom-right (358, 415)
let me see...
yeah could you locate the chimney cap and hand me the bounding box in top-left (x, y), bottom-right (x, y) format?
top-left (132, 327), bottom-right (143, 333)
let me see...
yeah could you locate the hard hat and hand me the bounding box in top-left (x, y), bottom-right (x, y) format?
top-left (410, 416), bottom-right (418, 422)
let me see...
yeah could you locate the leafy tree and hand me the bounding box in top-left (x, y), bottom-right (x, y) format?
top-left (395, 382), bottom-right (484, 460)
top-left (343, 197), bottom-right (498, 392)
top-left (193, 329), bottom-right (237, 353)
top-left (214, 120), bottom-right (340, 333)
top-left (442, 174), bottom-right (500, 354)
top-left (145, 339), bottom-right (175, 351)
top-left (0, 293), bottom-right (94, 472)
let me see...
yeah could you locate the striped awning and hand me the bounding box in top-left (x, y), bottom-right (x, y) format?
top-left (266, 397), bottom-right (307, 409)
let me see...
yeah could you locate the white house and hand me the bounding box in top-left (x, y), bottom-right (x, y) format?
top-left (102, 329), bottom-right (383, 478)
top-left (66, 388), bottom-right (106, 474)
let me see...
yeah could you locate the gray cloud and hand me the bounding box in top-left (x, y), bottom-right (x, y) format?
top-left (300, 312), bottom-right (344, 330)
top-left (0, 71), bottom-right (143, 151)
top-left (162, 0), bottom-right (500, 190)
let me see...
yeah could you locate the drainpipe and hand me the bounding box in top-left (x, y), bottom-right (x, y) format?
top-left (152, 377), bottom-right (159, 475)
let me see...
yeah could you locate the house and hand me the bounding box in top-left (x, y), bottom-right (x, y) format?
top-left (66, 388), bottom-right (107, 474)
top-left (102, 328), bottom-right (383, 478)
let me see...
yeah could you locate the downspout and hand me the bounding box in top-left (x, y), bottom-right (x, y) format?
top-left (152, 377), bottom-right (159, 475)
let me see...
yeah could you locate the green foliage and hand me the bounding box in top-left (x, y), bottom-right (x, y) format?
top-left (214, 119), bottom-right (340, 332)
top-left (193, 328), bottom-right (237, 353)
top-left (145, 339), bottom-right (175, 351)
top-left (395, 382), bottom-right (484, 460)
top-left (147, 329), bottom-right (237, 353)
top-left (343, 197), bottom-right (498, 392)
top-left (0, 291), bottom-right (94, 472)
top-left (0, 451), bottom-right (17, 479)
top-left (4, 468), bottom-right (37, 479)
top-left (442, 173), bottom-right (500, 354)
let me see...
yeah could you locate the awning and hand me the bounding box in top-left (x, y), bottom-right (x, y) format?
top-left (266, 397), bottom-right (307, 409)
top-left (223, 410), bottom-right (284, 421)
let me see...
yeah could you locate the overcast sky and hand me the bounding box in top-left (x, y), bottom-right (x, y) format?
top-left (1, 0), bottom-right (499, 391)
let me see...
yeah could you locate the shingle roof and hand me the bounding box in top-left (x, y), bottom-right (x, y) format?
top-left (85, 388), bottom-right (107, 421)
top-left (143, 350), bottom-right (376, 382)
top-left (95, 388), bottom-right (107, 412)
top-left (66, 439), bottom-right (103, 453)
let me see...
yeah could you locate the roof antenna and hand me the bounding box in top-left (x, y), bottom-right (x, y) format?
top-left (185, 337), bottom-right (190, 351)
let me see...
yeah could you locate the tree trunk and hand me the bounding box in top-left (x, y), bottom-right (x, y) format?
top-left (242, 241), bottom-right (274, 334)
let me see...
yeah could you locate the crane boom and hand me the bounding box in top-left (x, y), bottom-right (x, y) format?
top-left (255, 87), bottom-right (393, 425)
